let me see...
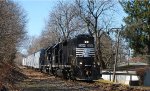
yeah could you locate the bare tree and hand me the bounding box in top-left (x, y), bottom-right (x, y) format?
top-left (0, 0), bottom-right (27, 88)
top-left (0, 0), bottom-right (27, 64)
top-left (26, 36), bottom-right (38, 54)
top-left (100, 33), bottom-right (114, 68)
top-left (48, 1), bottom-right (83, 40)
top-left (40, 26), bottom-right (60, 48)
top-left (26, 1), bottom-right (84, 54)
top-left (26, 29), bottom-right (60, 55)
top-left (75, 0), bottom-right (116, 69)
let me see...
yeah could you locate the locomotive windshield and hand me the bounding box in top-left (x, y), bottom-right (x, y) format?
top-left (78, 44), bottom-right (94, 48)
top-left (77, 36), bottom-right (94, 48)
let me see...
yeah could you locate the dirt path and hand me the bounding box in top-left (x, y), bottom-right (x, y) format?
top-left (15, 67), bottom-right (102, 91)
top-left (15, 66), bottom-right (149, 91)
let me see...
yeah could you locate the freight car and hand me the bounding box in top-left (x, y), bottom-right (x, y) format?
top-left (22, 34), bottom-right (101, 81)
top-left (22, 49), bottom-right (45, 69)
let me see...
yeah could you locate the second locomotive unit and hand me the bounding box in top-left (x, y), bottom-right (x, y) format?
top-left (23, 34), bottom-right (101, 81)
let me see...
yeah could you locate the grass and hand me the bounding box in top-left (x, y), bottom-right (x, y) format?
top-left (97, 79), bottom-right (114, 84)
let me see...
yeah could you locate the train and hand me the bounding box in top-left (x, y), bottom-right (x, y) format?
top-left (22, 34), bottom-right (101, 80)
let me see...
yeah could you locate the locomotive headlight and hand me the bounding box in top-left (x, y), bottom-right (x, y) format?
top-left (97, 62), bottom-right (100, 65)
top-left (84, 40), bottom-right (89, 43)
top-left (79, 62), bottom-right (82, 65)
top-left (93, 62), bottom-right (95, 65)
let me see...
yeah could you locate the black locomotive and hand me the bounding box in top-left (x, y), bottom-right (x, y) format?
top-left (23, 34), bottom-right (101, 81)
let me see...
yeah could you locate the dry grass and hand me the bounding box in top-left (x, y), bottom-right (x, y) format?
top-left (97, 79), bottom-right (114, 84)
top-left (0, 64), bottom-right (27, 90)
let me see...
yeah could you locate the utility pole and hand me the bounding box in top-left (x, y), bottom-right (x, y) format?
top-left (109, 28), bottom-right (121, 82)
top-left (128, 49), bottom-right (130, 66)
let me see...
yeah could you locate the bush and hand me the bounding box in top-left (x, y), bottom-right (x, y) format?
top-left (136, 68), bottom-right (147, 85)
top-left (0, 0), bottom-right (27, 89)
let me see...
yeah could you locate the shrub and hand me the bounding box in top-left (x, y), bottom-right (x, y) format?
top-left (136, 68), bottom-right (147, 85)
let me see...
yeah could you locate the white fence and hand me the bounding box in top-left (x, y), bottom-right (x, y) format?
top-left (102, 71), bottom-right (139, 85)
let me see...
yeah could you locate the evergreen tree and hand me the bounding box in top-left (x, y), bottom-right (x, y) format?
top-left (120, 0), bottom-right (150, 56)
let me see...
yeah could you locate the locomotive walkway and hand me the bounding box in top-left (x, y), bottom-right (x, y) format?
top-left (15, 66), bottom-right (149, 91)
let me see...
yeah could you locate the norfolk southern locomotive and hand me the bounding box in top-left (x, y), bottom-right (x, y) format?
top-left (22, 34), bottom-right (101, 80)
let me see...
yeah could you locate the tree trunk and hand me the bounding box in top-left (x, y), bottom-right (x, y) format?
top-left (95, 37), bottom-right (106, 69)
top-left (112, 31), bottom-right (120, 82)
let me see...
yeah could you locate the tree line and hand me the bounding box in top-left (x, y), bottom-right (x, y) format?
top-left (120, 0), bottom-right (150, 63)
top-left (0, 0), bottom-right (27, 89)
